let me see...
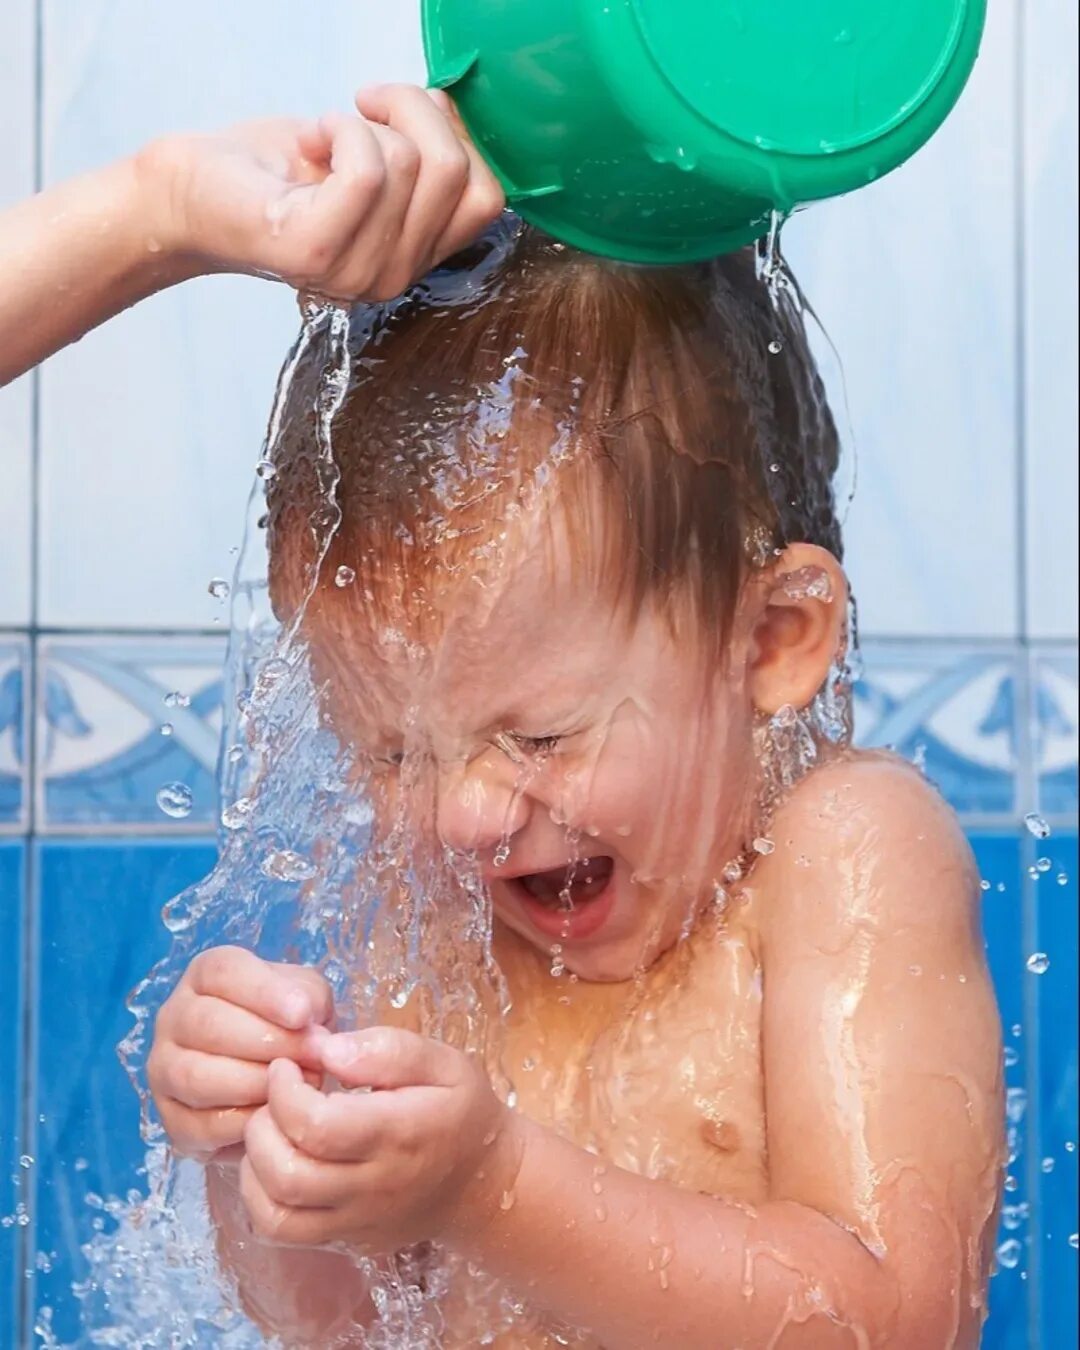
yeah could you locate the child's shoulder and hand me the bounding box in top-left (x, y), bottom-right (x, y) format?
top-left (752, 748), bottom-right (979, 947)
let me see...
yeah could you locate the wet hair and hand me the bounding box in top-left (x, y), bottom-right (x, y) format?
top-left (267, 215), bottom-right (841, 657)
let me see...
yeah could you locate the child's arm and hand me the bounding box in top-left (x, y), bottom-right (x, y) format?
top-left (246, 757), bottom-right (1001, 1349)
top-left (447, 758), bottom-right (1003, 1348)
top-left (0, 84), bottom-right (503, 387)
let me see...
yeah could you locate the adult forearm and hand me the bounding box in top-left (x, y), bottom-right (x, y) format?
top-left (456, 1117), bottom-right (901, 1350)
top-left (0, 152), bottom-right (202, 386)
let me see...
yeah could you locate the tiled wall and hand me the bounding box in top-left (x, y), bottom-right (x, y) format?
top-left (1, 2), bottom-right (1077, 1346)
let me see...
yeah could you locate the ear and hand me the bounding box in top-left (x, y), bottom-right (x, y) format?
top-left (747, 544), bottom-right (848, 715)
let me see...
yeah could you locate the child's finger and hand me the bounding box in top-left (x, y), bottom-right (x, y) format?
top-left (265, 1058), bottom-right (397, 1162)
top-left (156, 1048), bottom-right (269, 1111)
top-left (163, 1099), bottom-right (258, 1160)
top-left (244, 1100), bottom-right (358, 1209)
top-left (171, 994), bottom-right (327, 1069)
top-left (317, 1026), bottom-right (459, 1091)
top-left (186, 947), bottom-right (333, 1030)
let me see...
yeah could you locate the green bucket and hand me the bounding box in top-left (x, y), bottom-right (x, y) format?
top-left (421, 0), bottom-right (987, 263)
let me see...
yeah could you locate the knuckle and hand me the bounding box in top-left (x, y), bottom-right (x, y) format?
top-left (292, 1103), bottom-right (331, 1159)
top-left (186, 996), bottom-right (219, 1050)
top-left (267, 1162), bottom-right (307, 1209)
top-left (350, 160), bottom-right (387, 200)
top-left (385, 135), bottom-right (420, 178)
top-left (192, 944), bottom-right (237, 987)
top-left (472, 180), bottom-right (506, 222)
top-left (172, 1052), bottom-right (199, 1104)
top-left (432, 146), bottom-right (470, 190)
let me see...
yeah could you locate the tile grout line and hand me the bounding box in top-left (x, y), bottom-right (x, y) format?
top-left (18, 1), bottom-right (45, 1343)
top-left (1008, 6), bottom-right (1043, 1346)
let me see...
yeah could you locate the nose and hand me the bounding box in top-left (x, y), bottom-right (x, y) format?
top-left (436, 753), bottom-right (531, 855)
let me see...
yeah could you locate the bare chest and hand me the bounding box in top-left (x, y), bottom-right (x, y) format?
top-left (498, 921), bottom-right (769, 1204)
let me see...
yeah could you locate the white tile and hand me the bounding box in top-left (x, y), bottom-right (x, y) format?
top-left (37, 1), bottom-right (424, 629)
top-left (1023, 0), bottom-right (1078, 640)
top-left (0, 0), bottom-right (36, 627)
top-left (784, 0), bottom-right (1019, 639)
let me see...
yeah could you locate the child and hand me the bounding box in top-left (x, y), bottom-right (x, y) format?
top-left (148, 214), bottom-right (1004, 1345)
top-left (0, 78), bottom-right (1004, 1350)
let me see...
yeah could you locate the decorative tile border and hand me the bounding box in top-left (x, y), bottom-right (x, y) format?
top-left (1032, 647), bottom-right (1079, 819)
top-left (34, 636), bottom-right (226, 833)
top-left (854, 642), bottom-right (1024, 818)
top-left (0, 635), bottom-right (30, 834)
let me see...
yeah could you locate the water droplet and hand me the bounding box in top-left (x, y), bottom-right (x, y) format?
top-left (334, 565), bottom-right (356, 588)
top-left (593, 1205), bottom-right (608, 1222)
top-left (493, 843), bottom-right (511, 867)
top-left (1065, 1141), bottom-right (1076, 1153)
top-left (163, 691), bottom-right (190, 709)
top-left (226, 744), bottom-right (244, 764)
top-left (255, 458), bottom-right (277, 481)
top-left (996, 1238), bottom-right (1023, 1270)
top-left (768, 339), bottom-right (783, 354)
top-left (1004, 1046), bottom-right (1019, 1067)
top-left (1024, 813), bottom-right (1051, 839)
top-left (221, 797), bottom-right (253, 831)
top-left (768, 462), bottom-right (781, 473)
top-left (1069, 1234), bottom-right (1078, 1250)
top-left (908, 964), bottom-right (922, 977)
top-left (1026, 952), bottom-right (1050, 975)
top-left (73, 1158), bottom-right (88, 1173)
top-left (1057, 872), bottom-right (1069, 886)
top-left (1004, 1174), bottom-right (1019, 1192)
top-left (260, 850), bottom-right (316, 883)
top-left (1012, 1023), bottom-right (1023, 1038)
top-left (752, 836), bottom-right (775, 856)
top-left (1041, 1157), bottom-right (1055, 1173)
top-left (980, 879), bottom-right (991, 891)
top-left (159, 723), bottom-right (173, 737)
top-left (1036, 857), bottom-right (1052, 873)
top-left (18, 1156), bottom-right (33, 1169)
top-left (1002, 1202), bottom-right (1029, 1231)
top-left (1006, 1087), bottom-right (1027, 1123)
top-left (207, 577), bottom-right (230, 600)
top-left (155, 782), bottom-right (193, 819)
top-left (499, 1190), bottom-right (516, 1212)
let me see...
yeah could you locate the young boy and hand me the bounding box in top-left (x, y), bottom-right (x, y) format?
top-left (149, 225), bottom-right (1004, 1345)
top-left (0, 81), bottom-right (1003, 1350)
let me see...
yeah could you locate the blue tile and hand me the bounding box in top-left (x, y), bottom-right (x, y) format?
top-left (973, 831), bottom-right (1029, 1350)
top-left (1033, 832), bottom-right (1078, 1349)
top-left (0, 638), bottom-right (29, 832)
top-left (31, 839), bottom-right (216, 1344)
top-left (0, 842), bottom-right (26, 1349)
top-left (855, 645), bottom-right (1019, 816)
top-left (1034, 650), bottom-right (1078, 819)
top-left (37, 639), bottom-right (225, 831)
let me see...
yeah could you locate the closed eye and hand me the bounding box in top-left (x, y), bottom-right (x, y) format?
top-left (508, 732), bottom-right (562, 756)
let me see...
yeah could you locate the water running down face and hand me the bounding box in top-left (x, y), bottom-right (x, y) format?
top-left (307, 511), bottom-right (845, 982)
top-left (267, 217), bottom-right (848, 980)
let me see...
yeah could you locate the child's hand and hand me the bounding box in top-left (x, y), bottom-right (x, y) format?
top-left (237, 1027), bottom-right (516, 1250)
top-left (139, 83), bottom-right (505, 303)
top-left (148, 945), bottom-right (335, 1162)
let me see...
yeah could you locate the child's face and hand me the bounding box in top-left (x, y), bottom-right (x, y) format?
top-left (315, 519), bottom-right (760, 983)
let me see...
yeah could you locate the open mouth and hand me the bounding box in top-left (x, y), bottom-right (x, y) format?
top-left (516, 856), bottom-right (615, 908)
top-left (504, 856), bottom-right (618, 942)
